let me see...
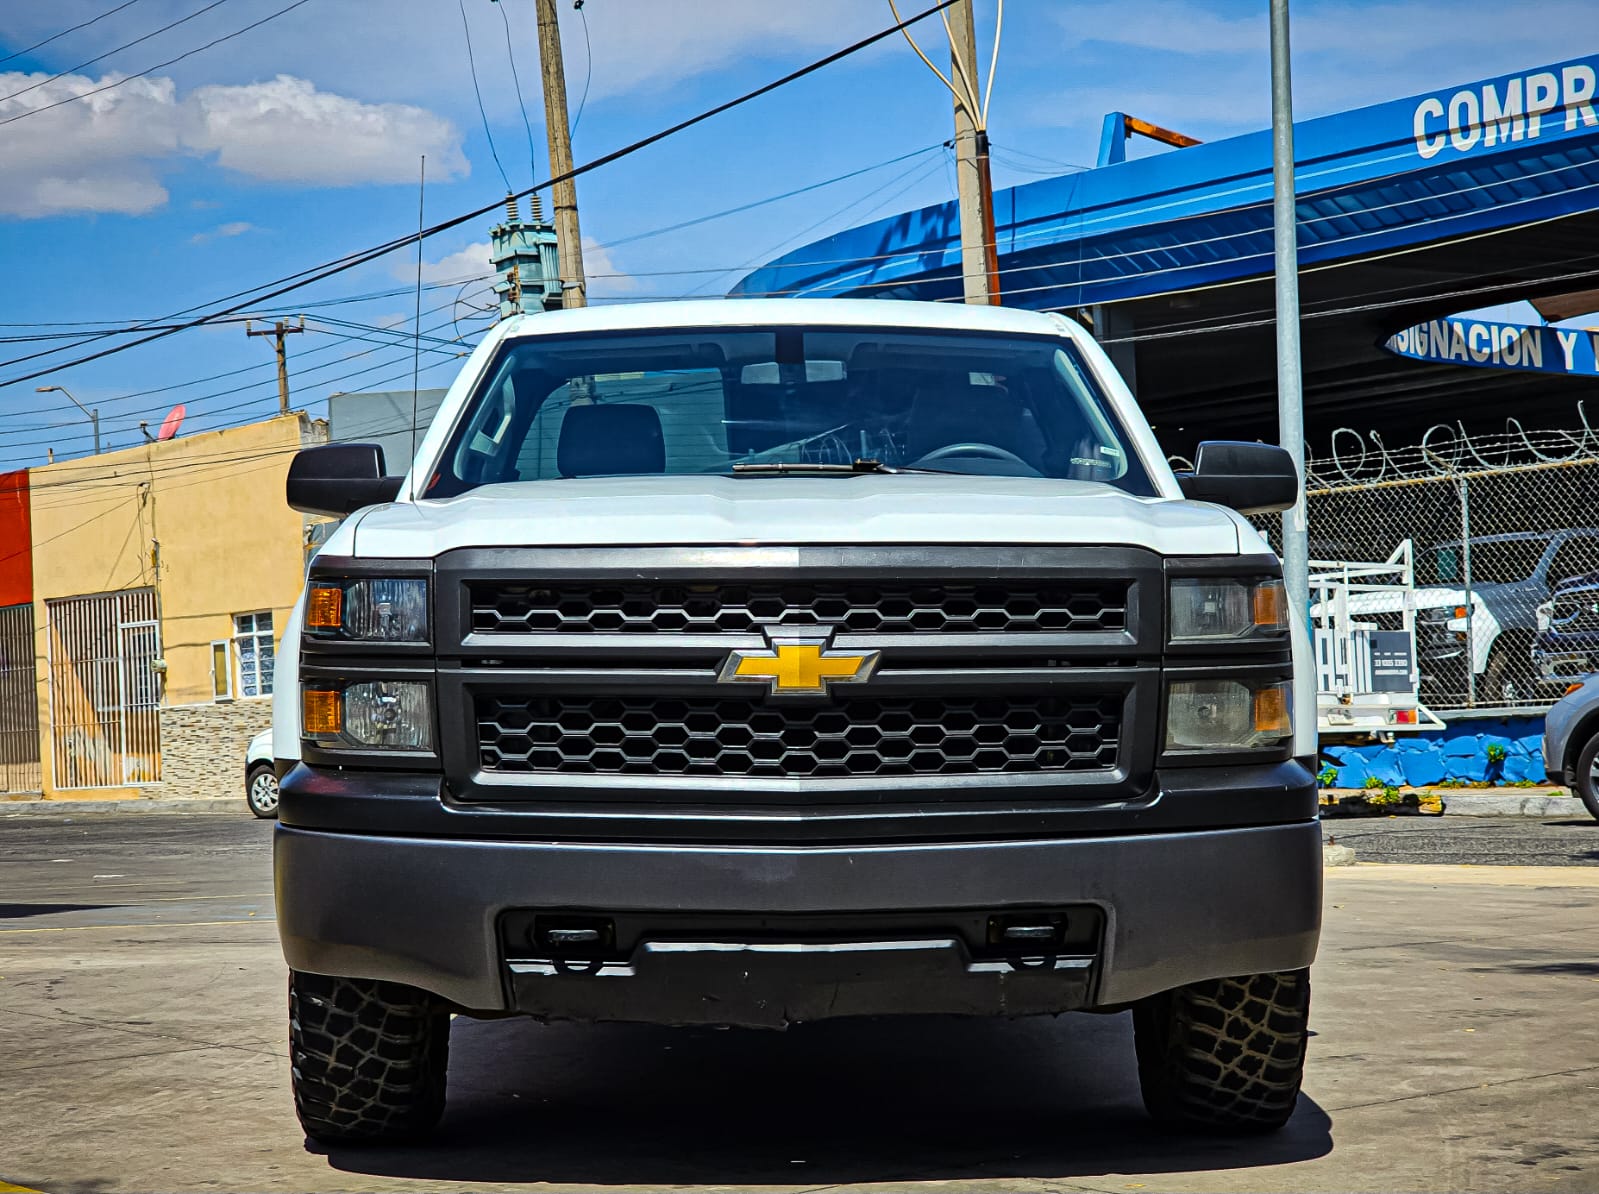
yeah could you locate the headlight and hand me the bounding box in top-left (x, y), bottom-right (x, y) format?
top-left (1165, 678), bottom-right (1292, 753)
top-left (1169, 577), bottom-right (1287, 643)
top-left (306, 577), bottom-right (428, 642)
top-left (303, 680), bottom-right (433, 750)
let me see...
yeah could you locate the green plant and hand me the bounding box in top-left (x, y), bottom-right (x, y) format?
top-left (1317, 764), bottom-right (1339, 788)
top-left (1486, 743), bottom-right (1508, 764)
top-left (1363, 775), bottom-right (1386, 790)
top-left (1365, 785), bottom-right (1403, 807)
top-left (1435, 778), bottom-right (1469, 788)
top-left (1507, 779), bottom-right (1540, 788)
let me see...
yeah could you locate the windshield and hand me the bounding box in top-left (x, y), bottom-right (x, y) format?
top-left (1419, 538), bottom-right (1548, 586)
top-left (424, 326), bottom-right (1157, 498)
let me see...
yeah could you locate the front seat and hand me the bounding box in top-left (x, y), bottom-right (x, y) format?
top-left (557, 403), bottom-right (666, 477)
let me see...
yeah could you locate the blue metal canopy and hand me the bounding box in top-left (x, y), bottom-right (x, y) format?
top-left (733, 54), bottom-right (1599, 314)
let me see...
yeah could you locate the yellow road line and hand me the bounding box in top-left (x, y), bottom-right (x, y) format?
top-left (0, 918), bottom-right (276, 935)
top-left (0, 1181), bottom-right (46, 1193)
top-left (1327, 863), bottom-right (1599, 888)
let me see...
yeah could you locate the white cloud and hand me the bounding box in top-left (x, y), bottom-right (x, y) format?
top-left (1028, 0), bottom-right (1599, 142)
top-left (184, 76), bottom-right (467, 186)
top-left (0, 70), bottom-right (466, 218)
top-left (0, 73), bottom-right (180, 217)
top-left (189, 220), bottom-right (259, 245)
top-left (583, 237), bottom-right (638, 299)
top-left (409, 241), bottom-right (494, 287)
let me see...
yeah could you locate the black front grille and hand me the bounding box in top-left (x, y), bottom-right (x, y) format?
top-left (469, 580), bottom-right (1129, 636)
top-left (476, 693), bottom-right (1121, 779)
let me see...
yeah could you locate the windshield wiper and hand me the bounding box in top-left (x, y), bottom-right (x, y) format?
top-left (732, 458), bottom-right (898, 475)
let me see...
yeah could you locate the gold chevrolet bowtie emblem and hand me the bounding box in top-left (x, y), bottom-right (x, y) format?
top-left (719, 635), bottom-right (880, 696)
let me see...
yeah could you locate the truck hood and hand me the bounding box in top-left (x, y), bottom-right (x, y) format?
top-left (346, 475), bottom-right (1242, 557)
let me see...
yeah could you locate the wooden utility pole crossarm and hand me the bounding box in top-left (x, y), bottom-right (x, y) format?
top-left (245, 317), bottom-right (305, 414)
top-left (535, 0), bottom-right (586, 308)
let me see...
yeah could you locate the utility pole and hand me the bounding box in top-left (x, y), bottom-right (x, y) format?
top-left (534, 0), bottom-right (586, 307)
top-left (246, 317), bottom-right (305, 415)
top-left (1269, 0), bottom-right (1312, 729)
top-left (948, 0), bottom-right (1000, 305)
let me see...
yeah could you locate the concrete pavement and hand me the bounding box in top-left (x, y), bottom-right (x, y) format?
top-left (2, 815), bottom-right (1598, 1192)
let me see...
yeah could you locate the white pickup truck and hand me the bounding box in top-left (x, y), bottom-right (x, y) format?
top-left (270, 298), bottom-right (1319, 1143)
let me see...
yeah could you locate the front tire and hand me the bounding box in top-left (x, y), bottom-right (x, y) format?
top-left (288, 970), bottom-right (450, 1143)
top-left (1133, 969), bottom-right (1310, 1133)
top-left (1483, 637), bottom-right (1530, 706)
top-left (1573, 733), bottom-right (1599, 822)
top-left (245, 763), bottom-right (279, 819)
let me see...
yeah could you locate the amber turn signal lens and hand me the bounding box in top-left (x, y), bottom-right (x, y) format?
top-left (1252, 580), bottom-right (1287, 629)
top-left (1453, 605), bottom-right (1468, 619)
top-left (306, 584), bottom-right (343, 630)
top-left (1252, 683), bottom-right (1291, 735)
top-left (302, 688), bottom-right (342, 736)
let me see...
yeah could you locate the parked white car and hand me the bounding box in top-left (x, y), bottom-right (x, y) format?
top-left (245, 728), bottom-right (278, 819)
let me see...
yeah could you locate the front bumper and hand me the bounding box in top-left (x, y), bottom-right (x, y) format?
top-left (274, 816), bottom-right (1322, 1024)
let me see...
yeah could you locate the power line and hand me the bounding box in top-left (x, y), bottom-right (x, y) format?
top-left (0, 0), bottom-right (960, 389)
top-left (459, 0), bottom-right (513, 193)
top-left (0, 273), bottom-right (494, 333)
top-left (569, 0), bottom-right (592, 136)
top-left (0, 0), bottom-right (148, 68)
top-left (601, 143), bottom-right (943, 249)
top-left (0, 0), bottom-right (316, 130)
top-left (3, 295), bottom-right (490, 450)
top-left (0, 0), bottom-right (233, 106)
top-left (5, 290), bottom-right (484, 431)
top-left (495, 0), bottom-right (540, 184)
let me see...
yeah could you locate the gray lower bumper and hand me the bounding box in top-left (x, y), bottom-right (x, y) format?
top-left (274, 821), bottom-right (1322, 1022)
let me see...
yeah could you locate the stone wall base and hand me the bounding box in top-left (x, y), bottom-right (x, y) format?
top-left (154, 700), bottom-right (273, 800)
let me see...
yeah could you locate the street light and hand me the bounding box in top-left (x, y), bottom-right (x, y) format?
top-left (35, 385), bottom-right (100, 455)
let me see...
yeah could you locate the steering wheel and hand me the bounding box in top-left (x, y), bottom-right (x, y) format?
top-left (911, 441), bottom-right (1031, 468)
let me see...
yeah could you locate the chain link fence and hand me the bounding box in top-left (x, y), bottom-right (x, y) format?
top-left (1243, 419), bottom-right (1599, 713)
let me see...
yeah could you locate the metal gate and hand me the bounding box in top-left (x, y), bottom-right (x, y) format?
top-left (46, 589), bottom-right (162, 788)
top-left (0, 602), bottom-right (41, 794)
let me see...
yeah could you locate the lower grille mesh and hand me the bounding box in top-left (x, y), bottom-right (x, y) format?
top-left (476, 693), bottom-right (1121, 779)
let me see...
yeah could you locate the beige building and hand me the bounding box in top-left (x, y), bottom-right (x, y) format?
top-left (28, 414), bottom-right (326, 800)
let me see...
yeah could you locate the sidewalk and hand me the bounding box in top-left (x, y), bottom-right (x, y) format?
top-left (0, 797), bottom-right (245, 817)
top-left (1320, 785), bottom-right (1586, 818)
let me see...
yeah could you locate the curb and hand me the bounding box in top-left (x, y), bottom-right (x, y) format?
top-left (1435, 793), bottom-right (1588, 818)
top-left (0, 798), bottom-right (248, 818)
top-left (1320, 787), bottom-right (1584, 818)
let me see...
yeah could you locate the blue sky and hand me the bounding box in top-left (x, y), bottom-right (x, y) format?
top-left (2, 0), bottom-right (1598, 468)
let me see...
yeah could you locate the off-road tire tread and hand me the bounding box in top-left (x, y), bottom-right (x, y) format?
top-left (1133, 969), bottom-right (1309, 1133)
top-left (288, 970), bottom-right (449, 1143)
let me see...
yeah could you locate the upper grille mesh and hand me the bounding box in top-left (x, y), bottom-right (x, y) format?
top-left (469, 580), bottom-right (1128, 636)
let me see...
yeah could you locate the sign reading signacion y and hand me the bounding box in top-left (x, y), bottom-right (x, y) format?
top-left (1385, 317), bottom-right (1599, 377)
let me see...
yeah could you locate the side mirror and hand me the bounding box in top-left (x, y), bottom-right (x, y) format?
top-left (286, 443), bottom-right (404, 518)
top-left (1176, 440), bottom-right (1299, 515)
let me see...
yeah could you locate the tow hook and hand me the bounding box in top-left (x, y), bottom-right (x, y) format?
top-left (991, 916), bottom-right (1066, 971)
top-left (535, 918), bottom-right (614, 976)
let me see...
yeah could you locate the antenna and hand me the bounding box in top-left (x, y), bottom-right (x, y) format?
top-left (156, 403), bottom-right (186, 442)
top-left (409, 154), bottom-right (426, 500)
